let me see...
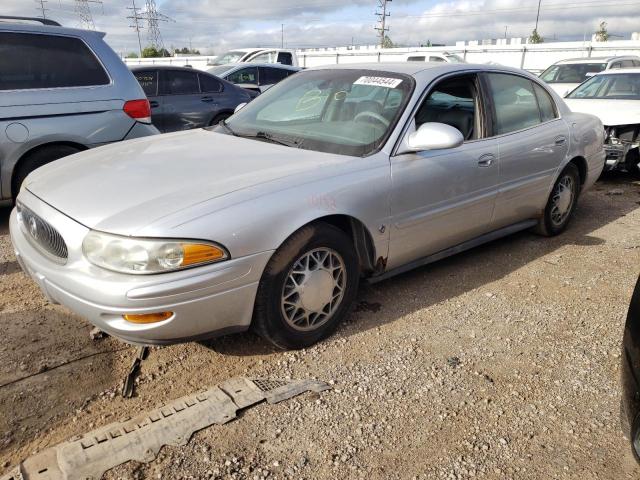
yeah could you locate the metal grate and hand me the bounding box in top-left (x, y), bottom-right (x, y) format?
top-left (252, 379), bottom-right (289, 392)
top-left (18, 204), bottom-right (68, 262)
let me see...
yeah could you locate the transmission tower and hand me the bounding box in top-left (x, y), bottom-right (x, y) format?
top-left (144, 0), bottom-right (174, 54)
top-left (375, 0), bottom-right (392, 48)
top-left (127, 0), bottom-right (145, 58)
top-left (35, 0), bottom-right (49, 19)
top-left (74, 0), bottom-right (102, 30)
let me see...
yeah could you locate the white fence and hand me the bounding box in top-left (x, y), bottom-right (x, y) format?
top-left (123, 39), bottom-right (640, 73)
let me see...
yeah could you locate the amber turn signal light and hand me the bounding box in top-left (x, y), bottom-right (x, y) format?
top-left (182, 244), bottom-right (226, 266)
top-left (123, 312), bottom-right (173, 324)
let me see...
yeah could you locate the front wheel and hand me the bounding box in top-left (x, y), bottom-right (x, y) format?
top-left (534, 163), bottom-right (581, 237)
top-left (625, 149), bottom-right (640, 179)
top-left (252, 223), bottom-right (360, 350)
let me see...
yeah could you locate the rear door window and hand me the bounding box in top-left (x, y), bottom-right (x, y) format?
top-left (277, 52), bottom-right (293, 65)
top-left (486, 73), bottom-right (542, 135)
top-left (134, 70), bottom-right (158, 96)
top-left (199, 74), bottom-right (223, 93)
top-left (0, 32), bottom-right (109, 90)
top-left (259, 67), bottom-right (290, 85)
top-left (161, 70), bottom-right (199, 95)
top-left (226, 67), bottom-right (258, 85)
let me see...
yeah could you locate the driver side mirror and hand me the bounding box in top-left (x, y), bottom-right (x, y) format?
top-left (406, 122), bottom-right (464, 152)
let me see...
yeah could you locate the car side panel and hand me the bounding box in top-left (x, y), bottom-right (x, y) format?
top-left (492, 119), bottom-right (570, 228)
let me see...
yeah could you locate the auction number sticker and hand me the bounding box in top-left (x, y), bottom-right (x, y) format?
top-left (354, 76), bottom-right (403, 88)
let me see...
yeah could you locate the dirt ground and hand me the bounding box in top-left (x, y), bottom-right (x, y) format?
top-left (1, 174), bottom-right (640, 479)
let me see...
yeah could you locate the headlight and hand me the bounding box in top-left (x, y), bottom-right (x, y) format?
top-left (82, 231), bottom-right (229, 274)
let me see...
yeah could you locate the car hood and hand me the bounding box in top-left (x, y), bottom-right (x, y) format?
top-left (25, 129), bottom-right (349, 235)
top-left (547, 83), bottom-right (579, 97)
top-left (564, 98), bottom-right (640, 126)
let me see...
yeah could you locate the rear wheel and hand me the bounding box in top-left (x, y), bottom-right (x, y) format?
top-left (12, 145), bottom-right (81, 200)
top-left (252, 223), bottom-right (359, 350)
top-left (534, 163), bottom-right (581, 237)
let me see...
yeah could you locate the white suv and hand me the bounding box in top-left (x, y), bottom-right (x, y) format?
top-left (540, 56), bottom-right (640, 96)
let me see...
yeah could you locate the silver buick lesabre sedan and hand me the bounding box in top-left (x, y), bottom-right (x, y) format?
top-left (10, 63), bottom-right (605, 350)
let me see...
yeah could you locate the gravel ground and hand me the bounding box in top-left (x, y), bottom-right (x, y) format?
top-left (1, 174), bottom-right (640, 479)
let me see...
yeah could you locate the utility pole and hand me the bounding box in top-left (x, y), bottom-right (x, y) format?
top-left (534, 0), bottom-right (542, 32)
top-left (35, 0), bottom-right (48, 19)
top-left (504, 25), bottom-right (508, 39)
top-left (281, 24), bottom-right (284, 48)
top-left (374, 0), bottom-right (392, 48)
top-left (127, 0), bottom-right (144, 58)
top-left (74, 0), bottom-right (102, 30)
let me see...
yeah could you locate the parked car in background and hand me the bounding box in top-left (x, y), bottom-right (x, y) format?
top-left (540, 56), bottom-right (640, 97)
top-left (564, 69), bottom-right (640, 176)
top-left (621, 274), bottom-right (640, 462)
top-left (0, 16), bottom-right (158, 205)
top-left (406, 52), bottom-right (465, 63)
top-left (131, 65), bottom-right (255, 133)
top-left (207, 63), bottom-right (301, 93)
top-left (11, 63), bottom-right (604, 350)
top-left (208, 48), bottom-right (299, 67)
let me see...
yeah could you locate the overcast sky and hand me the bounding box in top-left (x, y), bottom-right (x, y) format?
top-left (5, 0), bottom-right (640, 54)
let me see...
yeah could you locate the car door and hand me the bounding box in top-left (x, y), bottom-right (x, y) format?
top-left (389, 73), bottom-right (500, 268)
top-left (198, 73), bottom-right (240, 123)
top-left (132, 69), bottom-right (162, 130)
top-left (225, 66), bottom-right (259, 93)
top-left (484, 72), bottom-right (569, 228)
top-left (158, 69), bottom-right (205, 132)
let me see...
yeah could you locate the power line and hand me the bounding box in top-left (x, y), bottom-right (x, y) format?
top-left (144, 0), bottom-right (174, 54)
top-left (374, 0), bottom-right (391, 48)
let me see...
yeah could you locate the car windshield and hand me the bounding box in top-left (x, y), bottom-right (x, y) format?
top-left (214, 50), bottom-right (246, 65)
top-left (221, 69), bottom-right (414, 157)
top-left (567, 73), bottom-right (640, 99)
top-left (207, 66), bottom-right (231, 77)
top-left (540, 63), bottom-right (607, 84)
top-left (445, 54), bottom-right (465, 63)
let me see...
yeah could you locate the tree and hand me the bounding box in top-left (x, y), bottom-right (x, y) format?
top-left (381, 35), bottom-right (394, 49)
top-left (595, 21), bottom-right (609, 42)
top-left (142, 46), bottom-right (171, 57)
top-left (174, 47), bottom-right (201, 55)
top-left (529, 29), bottom-right (543, 44)
top-left (125, 52), bottom-right (139, 58)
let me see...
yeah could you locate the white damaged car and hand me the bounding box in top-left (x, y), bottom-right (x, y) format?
top-left (565, 68), bottom-right (640, 176)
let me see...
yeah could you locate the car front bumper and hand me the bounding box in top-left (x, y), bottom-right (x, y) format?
top-left (10, 191), bottom-right (273, 345)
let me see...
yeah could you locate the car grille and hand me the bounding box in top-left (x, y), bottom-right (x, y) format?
top-left (18, 204), bottom-right (68, 262)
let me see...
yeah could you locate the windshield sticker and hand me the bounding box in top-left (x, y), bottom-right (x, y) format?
top-left (354, 76), bottom-right (403, 89)
top-left (295, 89), bottom-right (324, 111)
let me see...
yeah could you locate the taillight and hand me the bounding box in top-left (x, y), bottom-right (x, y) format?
top-left (123, 99), bottom-right (151, 124)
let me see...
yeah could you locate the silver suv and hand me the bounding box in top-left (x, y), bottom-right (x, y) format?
top-left (0, 16), bottom-right (159, 205)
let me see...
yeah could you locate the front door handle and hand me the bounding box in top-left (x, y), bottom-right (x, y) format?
top-left (201, 96), bottom-right (214, 103)
top-left (478, 153), bottom-right (496, 167)
top-left (555, 135), bottom-right (567, 146)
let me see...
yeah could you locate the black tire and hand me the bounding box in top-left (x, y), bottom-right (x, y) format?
top-left (209, 113), bottom-right (231, 127)
top-left (12, 145), bottom-right (81, 199)
top-left (252, 222), bottom-right (360, 350)
top-left (625, 149), bottom-right (640, 179)
top-left (534, 163), bottom-right (581, 237)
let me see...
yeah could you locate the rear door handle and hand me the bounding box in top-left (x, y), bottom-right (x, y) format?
top-left (555, 136), bottom-right (567, 146)
top-left (478, 153), bottom-right (496, 167)
top-left (149, 100), bottom-right (159, 108)
top-left (201, 96), bottom-right (214, 103)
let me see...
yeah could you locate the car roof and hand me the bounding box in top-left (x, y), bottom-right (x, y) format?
top-left (309, 62), bottom-right (525, 77)
top-left (211, 62), bottom-right (300, 72)
top-left (594, 68), bottom-right (640, 75)
top-left (129, 65), bottom-right (202, 72)
top-left (554, 56), bottom-right (639, 65)
top-left (0, 18), bottom-right (105, 39)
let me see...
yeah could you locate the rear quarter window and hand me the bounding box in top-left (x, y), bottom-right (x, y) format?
top-left (0, 32), bottom-right (110, 90)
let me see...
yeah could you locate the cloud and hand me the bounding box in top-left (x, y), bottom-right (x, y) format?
top-left (3, 0), bottom-right (638, 54)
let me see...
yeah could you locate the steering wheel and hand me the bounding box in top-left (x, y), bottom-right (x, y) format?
top-left (354, 111), bottom-right (390, 128)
